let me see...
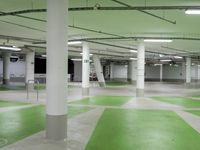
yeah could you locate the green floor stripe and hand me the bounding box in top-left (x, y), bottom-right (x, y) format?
top-left (151, 96), bottom-right (200, 108)
top-left (70, 96), bottom-right (132, 106)
top-left (86, 109), bottom-right (200, 150)
top-left (186, 110), bottom-right (200, 117)
top-left (0, 86), bottom-right (25, 91)
top-left (0, 100), bottom-right (29, 108)
top-left (0, 105), bottom-right (93, 148)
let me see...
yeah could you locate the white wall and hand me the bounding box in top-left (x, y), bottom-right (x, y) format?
top-left (145, 65), bottom-right (160, 79)
top-left (73, 61), bottom-right (82, 81)
top-left (0, 60), bottom-right (25, 77)
top-left (163, 64), bottom-right (185, 80)
top-left (112, 65), bottom-right (127, 79)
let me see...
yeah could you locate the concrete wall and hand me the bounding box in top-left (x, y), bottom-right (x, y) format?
top-left (112, 65), bottom-right (127, 80)
top-left (74, 61), bottom-right (82, 81)
top-left (0, 60), bottom-right (25, 77)
top-left (145, 65), bottom-right (160, 81)
top-left (162, 64), bottom-right (185, 82)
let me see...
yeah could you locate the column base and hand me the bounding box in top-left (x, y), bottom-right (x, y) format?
top-left (46, 114), bottom-right (67, 140)
top-left (82, 87), bottom-right (89, 97)
top-left (26, 83), bottom-right (34, 91)
top-left (98, 82), bottom-right (105, 87)
top-left (3, 79), bottom-right (10, 85)
top-left (136, 89), bottom-right (144, 97)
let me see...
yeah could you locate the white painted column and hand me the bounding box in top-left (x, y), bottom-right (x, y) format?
top-left (46, 0), bottom-right (68, 140)
top-left (136, 43), bottom-right (145, 97)
top-left (110, 62), bottom-right (114, 80)
top-left (160, 64), bottom-right (163, 82)
top-left (25, 51), bottom-right (35, 90)
top-left (82, 42), bottom-right (90, 96)
top-left (93, 55), bottom-right (105, 87)
top-left (186, 57), bottom-right (191, 84)
top-left (131, 60), bottom-right (137, 85)
top-left (2, 52), bottom-right (11, 85)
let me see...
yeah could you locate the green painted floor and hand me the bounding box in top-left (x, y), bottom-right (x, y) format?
top-left (186, 110), bottom-right (200, 116)
top-left (70, 96), bottom-right (132, 106)
top-left (0, 105), bottom-right (93, 148)
top-left (151, 96), bottom-right (200, 108)
top-left (0, 86), bottom-right (25, 91)
top-left (0, 100), bottom-right (29, 108)
top-left (86, 109), bottom-right (200, 150)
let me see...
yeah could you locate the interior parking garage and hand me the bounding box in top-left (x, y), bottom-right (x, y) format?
top-left (1, 0), bottom-right (200, 150)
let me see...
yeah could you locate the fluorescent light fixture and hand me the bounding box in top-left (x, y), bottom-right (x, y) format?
top-left (80, 53), bottom-right (92, 55)
top-left (129, 58), bottom-right (137, 60)
top-left (185, 9), bottom-right (200, 15)
top-left (72, 58), bottom-right (92, 62)
top-left (68, 41), bottom-right (82, 45)
top-left (160, 59), bottom-right (172, 62)
top-left (174, 56), bottom-right (183, 59)
top-left (71, 58), bottom-right (82, 61)
top-left (144, 39), bottom-right (173, 43)
top-left (159, 54), bottom-right (164, 57)
top-left (41, 54), bottom-right (46, 57)
top-left (130, 50), bottom-right (137, 53)
top-left (0, 46), bottom-right (21, 51)
top-left (154, 64), bottom-right (162, 66)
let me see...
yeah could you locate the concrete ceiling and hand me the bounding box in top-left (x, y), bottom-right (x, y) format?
top-left (0, 0), bottom-right (200, 60)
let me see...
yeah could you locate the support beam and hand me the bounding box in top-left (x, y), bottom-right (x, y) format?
top-left (131, 60), bottom-right (137, 85)
top-left (93, 55), bottom-right (105, 87)
top-left (46, 0), bottom-right (68, 140)
top-left (186, 57), bottom-right (191, 85)
top-left (2, 52), bottom-right (11, 85)
top-left (136, 43), bottom-right (145, 97)
top-left (82, 42), bottom-right (90, 96)
top-left (25, 51), bottom-right (35, 91)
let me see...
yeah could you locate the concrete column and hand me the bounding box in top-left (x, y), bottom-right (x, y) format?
top-left (131, 60), bottom-right (137, 85)
top-left (82, 42), bottom-right (90, 96)
top-left (46, 0), bottom-right (68, 140)
top-left (186, 57), bottom-right (191, 84)
top-left (93, 55), bottom-right (105, 87)
top-left (25, 51), bottom-right (35, 90)
top-left (136, 43), bottom-right (145, 97)
top-left (127, 61), bottom-right (132, 82)
top-left (2, 52), bottom-right (11, 85)
top-left (195, 65), bottom-right (200, 81)
top-left (110, 62), bottom-right (114, 80)
top-left (160, 64), bottom-right (163, 82)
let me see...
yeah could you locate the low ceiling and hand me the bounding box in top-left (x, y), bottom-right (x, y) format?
top-left (0, 0), bottom-right (200, 61)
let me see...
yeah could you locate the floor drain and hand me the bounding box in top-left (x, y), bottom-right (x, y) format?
top-left (0, 138), bottom-right (8, 147)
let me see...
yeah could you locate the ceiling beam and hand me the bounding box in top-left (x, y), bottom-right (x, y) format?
top-left (0, 5), bottom-right (200, 17)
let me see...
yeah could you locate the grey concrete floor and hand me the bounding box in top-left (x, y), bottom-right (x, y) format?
top-left (0, 81), bottom-right (200, 150)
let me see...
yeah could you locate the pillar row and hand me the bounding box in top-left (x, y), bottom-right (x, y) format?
top-left (136, 43), bottom-right (145, 97)
top-left (186, 57), bottom-right (191, 84)
top-left (82, 42), bottom-right (90, 96)
top-left (25, 51), bottom-right (35, 90)
top-left (2, 52), bottom-right (11, 85)
top-left (131, 60), bottom-right (137, 85)
top-left (46, 0), bottom-right (68, 140)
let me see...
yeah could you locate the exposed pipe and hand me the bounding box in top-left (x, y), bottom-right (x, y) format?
top-left (0, 11), bottom-right (123, 38)
top-left (0, 5), bottom-right (200, 16)
top-left (111, 0), bottom-right (176, 24)
top-left (0, 20), bottom-right (45, 32)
